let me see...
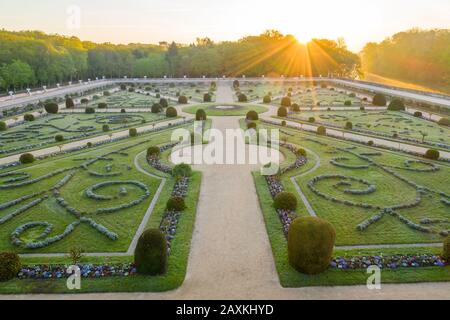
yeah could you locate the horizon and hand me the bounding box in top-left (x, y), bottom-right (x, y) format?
top-left (1, 0), bottom-right (449, 52)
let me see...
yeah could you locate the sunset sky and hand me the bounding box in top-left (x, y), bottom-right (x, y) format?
top-left (1, 0), bottom-right (449, 52)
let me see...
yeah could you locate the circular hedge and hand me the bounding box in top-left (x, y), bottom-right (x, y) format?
top-left (178, 95), bottom-right (188, 104)
top-left (0, 252), bottom-right (21, 282)
top-left (147, 146), bottom-right (161, 158)
top-left (0, 121), bottom-right (6, 131)
top-left (24, 114), bottom-right (35, 122)
top-left (263, 95), bottom-right (271, 103)
top-left (166, 196), bottom-right (187, 211)
top-left (372, 94), bottom-right (387, 106)
top-left (129, 128), bottom-right (138, 137)
top-left (246, 110), bottom-right (259, 121)
top-left (388, 99), bottom-right (405, 111)
top-left (274, 192), bottom-right (297, 211)
top-left (443, 236), bottom-right (450, 261)
top-left (203, 93), bottom-right (212, 103)
top-left (196, 109), bottom-right (207, 121)
top-left (19, 153), bottom-right (35, 164)
top-left (134, 229), bottom-right (167, 275)
top-left (44, 102), bottom-right (59, 114)
top-left (281, 96), bottom-right (291, 107)
top-left (166, 107), bottom-right (178, 118)
top-left (425, 149), bottom-right (440, 160)
top-left (288, 217), bottom-right (336, 275)
top-left (238, 94), bottom-right (248, 102)
top-left (172, 163), bottom-right (192, 178)
top-left (317, 126), bottom-right (326, 135)
top-left (277, 107), bottom-right (288, 117)
top-left (55, 134), bottom-right (64, 142)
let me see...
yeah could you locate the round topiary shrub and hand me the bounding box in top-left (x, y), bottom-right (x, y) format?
top-left (317, 126), bottom-right (326, 135)
top-left (98, 102), bottom-right (107, 109)
top-left (178, 95), bottom-right (188, 104)
top-left (291, 103), bottom-right (300, 112)
top-left (129, 128), bottom-right (138, 137)
top-left (19, 153), bottom-right (35, 164)
top-left (151, 103), bottom-right (162, 114)
top-left (55, 134), bottom-right (64, 142)
top-left (196, 109), bottom-right (207, 121)
top-left (121, 109), bottom-right (126, 114)
top-left (120, 84), bottom-right (127, 90)
top-left (425, 149), bottom-right (440, 160)
top-left (238, 94), bottom-right (248, 102)
top-left (274, 192), bottom-right (297, 211)
top-left (44, 102), bottom-right (59, 114)
top-left (85, 107), bottom-right (95, 114)
top-left (308, 117), bottom-right (315, 123)
top-left (233, 80), bottom-right (240, 88)
top-left (247, 122), bottom-right (257, 130)
top-left (443, 236), bottom-right (450, 261)
top-left (166, 196), bottom-right (187, 211)
top-left (102, 124), bottom-right (110, 132)
top-left (0, 252), bottom-right (21, 282)
top-left (372, 94), bottom-right (387, 106)
top-left (414, 111), bottom-right (423, 118)
top-left (203, 93), bottom-right (212, 102)
top-left (0, 121), bottom-right (6, 131)
top-left (360, 106), bottom-right (365, 111)
top-left (367, 140), bottom-right (374, 146)
top-left (134, 229), bottom-right (167, 276)
top-left (281, 96), bottom-right (291, 107)
top-left (24, 114), bottom-right (35, 122)
top-left (147, 146), bottom-right (161, 158)
top-left (344, 100), bottom-right (352, 106)
top-left (246, 110), bottom-right (259, 121)
top-left (263, 95), bottom-right (271, 104)
top-left (438, 118), bottom-right (450, 126)
top-left (166, 107), bottom-right (178, 118)
top-left (388, 99), bottom-right (405, 111)
top-left (288, 217), bottom-right (336, 275)
top-left (345, 121), bottom-right (353, 130)
top-left (296, 148), bottom-right (307, 157)
top-left (159, 98), bottom-right (168, 108)
top-left (65, 97), bottom-right (75, 108)
top-left (277, 107), bottom-right (288, 117)
top-left (281, 121), bottom-right (287, 127)
top-left (172, 163), bottom-right (192, 178)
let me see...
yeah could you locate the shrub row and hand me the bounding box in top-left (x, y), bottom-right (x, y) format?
top-left (0, 197), bottom-right (46, 225)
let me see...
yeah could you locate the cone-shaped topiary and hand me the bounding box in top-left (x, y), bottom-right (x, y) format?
top-left (0, 252), bottom-right (21, 282)
top-left (288, 217), bottom-right (336, 275)
top-left (134, 229), bottom-right (167, 275)
top-left (274, 192), bottom-right (297, 211)
top-left (443, 236), bottom-right (450, 261)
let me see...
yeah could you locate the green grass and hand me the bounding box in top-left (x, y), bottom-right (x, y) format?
top-left (182, 103), bottom-right (268, 116)
top-left (87, 90), bottom-right (161, 108)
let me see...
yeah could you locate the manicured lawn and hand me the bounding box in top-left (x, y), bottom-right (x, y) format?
top-left (287, 110), bottom-right (450, 148)
top-left (145, 82), bottom-right (215, 103)
top-left (0, 112), bottom-right (167, 158)
top-left (87, 90), bottom-right (161, 108)
top-left (183, 103), bottom-right (268, 116)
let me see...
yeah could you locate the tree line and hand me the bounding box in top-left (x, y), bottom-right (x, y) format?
top-left (0, 29), bottom-right (361, 92)
top-left (361, 29), bottom-right (450, 91)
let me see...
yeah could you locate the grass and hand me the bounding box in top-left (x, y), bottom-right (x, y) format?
top-left (87, 90), bottom-right (161, 109)
top-left (182, 103), bottom-right (268, 116)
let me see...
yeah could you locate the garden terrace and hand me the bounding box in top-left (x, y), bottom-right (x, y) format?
top-left (85, 90), bottom-right (163, 109)
top-left (140, 82), bottom-right (215, 103)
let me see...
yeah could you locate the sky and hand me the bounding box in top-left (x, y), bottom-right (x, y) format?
top-left (0, 0), bottom-right (449, 52)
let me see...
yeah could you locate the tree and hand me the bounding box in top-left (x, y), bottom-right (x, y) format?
top-left (165, 42), bottom-right (179, 77)
top-left (0, 60), bottom-right (35, 90)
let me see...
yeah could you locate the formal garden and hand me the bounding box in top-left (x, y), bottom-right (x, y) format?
top-left (183, 103), bottom-right (268, 116)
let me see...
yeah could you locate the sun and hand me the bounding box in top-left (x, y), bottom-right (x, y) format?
top-left (294, 34), bottom-right (312, 44)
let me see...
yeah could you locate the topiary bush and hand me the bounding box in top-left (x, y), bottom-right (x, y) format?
top-left (317, 126), bottom-right (326, 135)
top-left (443, 236), bottom-right (450, 261)
top-left (308, 117), bottom-right (315, 123)
top-left (55, 134), bottom-right (64, 142)
top-left (414, 111), bottom-right (423, 118)
top-left (166, 196), bottom-right (187, 211)
top-left (344, 100), bottom-right (352, 106)
top-left (288, 217), bottom-right (336, 275)
top-left (367, 140), bottom-right (374, 146)
top-left (147, 146), bottom-right (161, 159)
top-left (372, 94), bottom-right (387, 106)
top-left (23, 114), bottom-right (35, 122)
top-left (102, 124), bottom-right (110, 132)
top-left (196, 109), bottom-right (207, 121)
top-left (277, 107), bottom-right (288, 117)
top-left (438, 118), bottom-right (450, 127)
top-left (247, 122), bottom-right (257, 130)
top-left (0, 252), bottom-right (21, 282)
top-left (0, 121), bottom-right (6, 131)
top-left (246, 110), bottom-right (259, 121)
top-left (203, 93), bottom-right (212, 102)
top-left (98, 102), bottom-right (108, 109)
top-left (151, 103), bottom-right (162, 114)
top-left (238, 93), bottom-right (248, 102)
top-left (178, 95), bottom-right (188, 104)
top-left (85, 107), bottom-right (95, 114)
top-left (281, 96), bottom-right (291, 107)
top-left (388, 99), bottom-right (405, 111)
top-left (19, 153), bottom-right (35, 164)
top-left (172, 163), bottom-right (192, 178)
top-left (291, 103), bottom-right (300, 112)
top-left (44, 102), bottom-right (59, 114)
top-left (129, 128), bottom-right (138, 137)
top-left (263, 95), bottom-right (271, 103)
top-left (345, 121), bottom-right (353, 130)
top-left (166, 107), bottom-right (178, 118)
top-left (425, 149), bottom-right (440, 160)
top-left (274, 192), bottom-right (297, 211)
top-left (65, 97), bottom-right (75, 108)
top-left (159, 98), bottom-right (168, 108)
top-left (134, 229), bottom-right (167, 276)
